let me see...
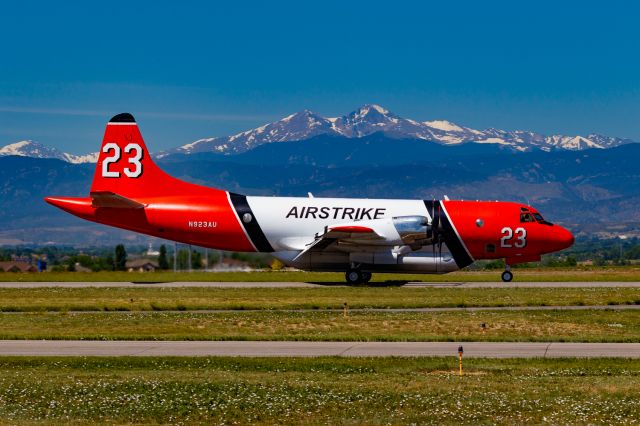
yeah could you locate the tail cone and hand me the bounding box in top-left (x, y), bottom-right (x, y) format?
top-left (44, 197), bottom-right (95, 219)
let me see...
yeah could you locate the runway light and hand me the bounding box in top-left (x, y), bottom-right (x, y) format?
top-left (458, 345), bottom-right (464, 376)
top-left (343, 302), bottom-right (349, 318)
top-left (481, 323), bottom-right (486, 333)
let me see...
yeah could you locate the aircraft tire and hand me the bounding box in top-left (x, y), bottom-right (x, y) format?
top-left (361, 272), bottom-right (372, 283)
top-left (501, 270), bottom-right (513, 282)
top-left (345, 269), bottom-right (363, 284)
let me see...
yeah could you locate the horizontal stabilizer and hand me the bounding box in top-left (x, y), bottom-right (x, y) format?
top-left (90, 191), bottom-right (145, 209)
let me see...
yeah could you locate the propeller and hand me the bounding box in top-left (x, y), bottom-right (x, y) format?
top-left (428, 200), bottom-right (446, 267)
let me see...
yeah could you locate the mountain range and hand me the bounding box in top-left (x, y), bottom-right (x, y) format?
top-left (0, 105), bottom-right (636, 162)
top-left (161, 104), bottom-right (635, 155)
top-left (0, 140), bottom-right (98, 164)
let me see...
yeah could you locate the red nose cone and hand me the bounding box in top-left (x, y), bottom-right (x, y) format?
top-left (555, 226), bottom-right (575, 251)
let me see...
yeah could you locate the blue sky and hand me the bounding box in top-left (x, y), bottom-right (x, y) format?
top-left (1, 0), bottom-right (639, 154)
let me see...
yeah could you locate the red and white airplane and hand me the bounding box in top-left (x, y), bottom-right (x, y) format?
top-left (46, 113), bottom-right (574, 283)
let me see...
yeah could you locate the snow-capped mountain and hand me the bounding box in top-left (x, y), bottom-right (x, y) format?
top-left (4, 106), bottom-right (635, 162)
top-left (64, 152), bottom-right (99, 164)
top-left (0, 140), bottom-right (98, 164)
top-left (175, 109), bottom-right (336, 155)
top-left (162, 104), bottom-right (635, 156)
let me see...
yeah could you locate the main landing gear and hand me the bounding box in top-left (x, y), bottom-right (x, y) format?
top-left (501, 264), bottom-right (513, 282)
top-left (345, 268), bottom-right (372, 285)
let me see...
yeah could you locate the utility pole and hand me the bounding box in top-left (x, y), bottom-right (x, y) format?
top-left (173, 242), bottom-right (177, 272)
top-left (620, 237), bottom-right (623, 261)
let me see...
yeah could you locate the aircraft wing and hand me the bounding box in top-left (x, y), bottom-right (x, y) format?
top-left (293, 223), bottom-right (389, 261)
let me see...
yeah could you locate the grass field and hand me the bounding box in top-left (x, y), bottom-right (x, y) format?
top-left (0, 356), bottom-right (638, 424)
top-left (2, 266), bottom-right (640, 282)
top-left (2, 309), bottom-right (640, 342)
top-left (1, 271), bottom-right (638, 424)
top-left (0, 286), bottom-right (638, 312)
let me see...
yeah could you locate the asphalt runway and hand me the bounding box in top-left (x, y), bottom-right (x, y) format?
top-left (1, 281), bottom-right (640, 288)
top-left (1, 305), bottom-right (636, 314)
top-left (1, 340), bottom-right (640, 358)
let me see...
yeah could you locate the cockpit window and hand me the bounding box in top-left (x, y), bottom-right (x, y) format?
top-left (521, 208), bottom-right (553, 225)
top-left (533, 212), bottom-right (554, 226)
top-left (520, 213), bottom-right (535, 223)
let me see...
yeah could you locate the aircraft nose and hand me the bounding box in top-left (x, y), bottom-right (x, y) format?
top-left (553, 225), bottom-right (574, 251)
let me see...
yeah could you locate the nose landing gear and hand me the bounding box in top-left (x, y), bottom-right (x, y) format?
top-left (501, 264), bottom-right (513, 282)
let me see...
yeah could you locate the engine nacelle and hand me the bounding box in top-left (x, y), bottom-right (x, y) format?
top-left (392, 215), bottom-right (431, 248)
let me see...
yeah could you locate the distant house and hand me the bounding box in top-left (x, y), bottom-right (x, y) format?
top-left (126, 258), bottom-right (159, 272)
top-left (0, 261), bottom-right (37, 273)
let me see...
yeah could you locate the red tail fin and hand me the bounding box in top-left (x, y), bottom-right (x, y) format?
top-left (91, 113), bottom-right (184, 198)
top-left (46, 113), bottom-right (257, 252)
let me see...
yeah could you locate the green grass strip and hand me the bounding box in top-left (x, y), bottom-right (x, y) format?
top-left (0, 286), bottom-right (638, 312)
top-left (1, 310), bottom-right (640, 342)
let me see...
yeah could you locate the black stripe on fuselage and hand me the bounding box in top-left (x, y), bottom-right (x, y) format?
top-left (229, 193), bottom-right (274, 252)
top-left (424, 200), bottom-right (473, 269)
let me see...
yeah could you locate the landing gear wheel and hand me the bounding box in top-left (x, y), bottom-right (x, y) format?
top-left (345, 269), bottom-right (363, 284)
top-left (501, 270), bottom-right (513, 282)
top-left (361, 272), bottom-right (372, 283)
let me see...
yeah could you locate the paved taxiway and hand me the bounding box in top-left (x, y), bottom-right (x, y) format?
top-left (1, 281), bottom-right (639, 288)
top-left (1, 341), bottom-right (639, 358)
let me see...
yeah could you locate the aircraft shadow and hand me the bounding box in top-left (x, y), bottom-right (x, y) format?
top-left (307, 281), bottom-right (409, 287)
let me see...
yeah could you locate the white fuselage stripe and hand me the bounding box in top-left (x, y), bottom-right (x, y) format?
top-left (246, 196), bottom-right (429, 251)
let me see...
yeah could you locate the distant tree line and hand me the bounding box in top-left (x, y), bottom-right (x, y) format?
top-left (560, 236), bottom-right (640, 266)
top-left (4, 237), bottom-right (636, 272)
top-left (0, 243), bottom-right (272, 272)
top-left (46, 244), bottom-right (129, 272)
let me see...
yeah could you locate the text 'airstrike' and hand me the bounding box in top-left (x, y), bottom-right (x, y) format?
top-left (286, 206), bottom-right (386, 220)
